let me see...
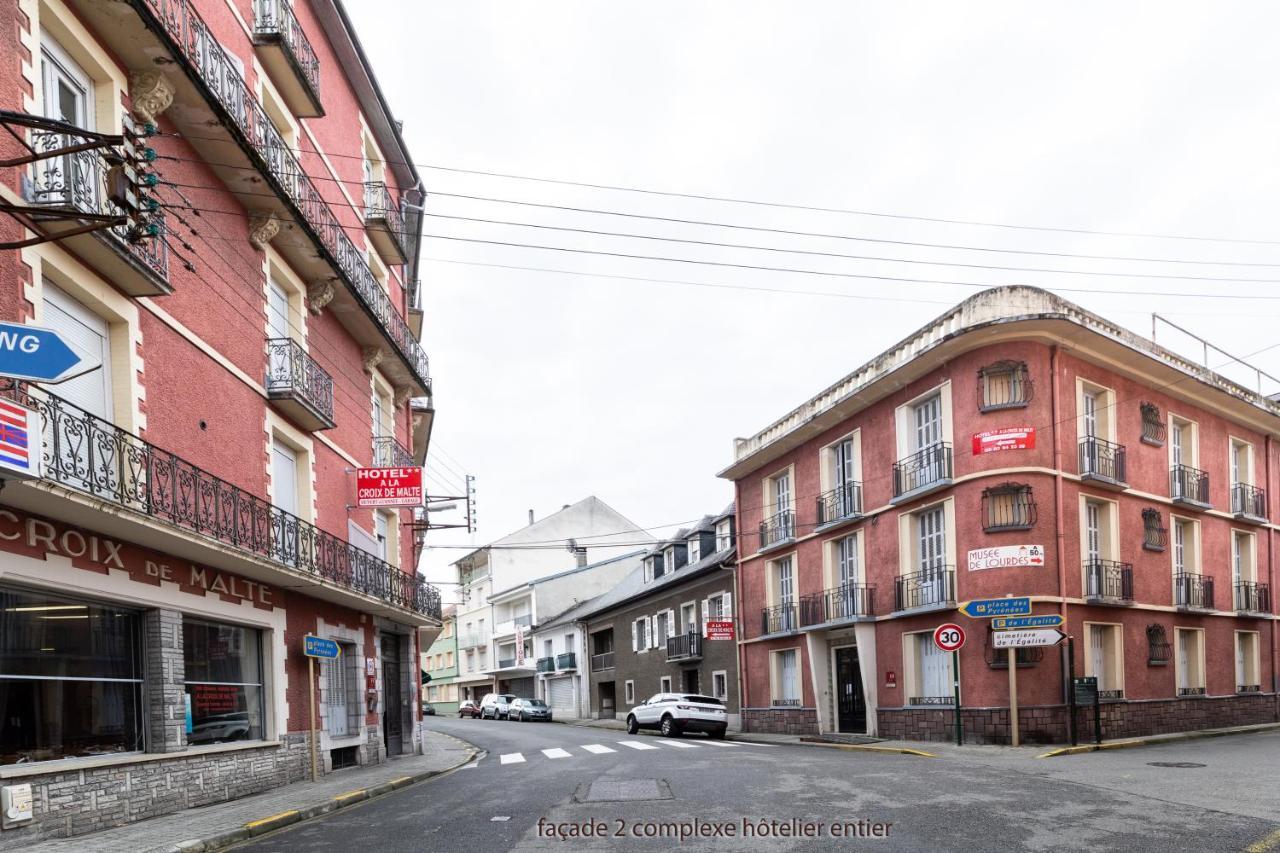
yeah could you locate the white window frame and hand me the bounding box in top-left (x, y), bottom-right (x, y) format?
top-left (712, 670), bottom-right (728, 701)
top-left (1175, 628), bottom-right (1206, 694)
top-left (624, 680), bottom-right (635, 705)
top-left (659, 676), bottom-right (672, 693)
top-left (1235, 631), bottom-right (1260, 692)
top-left (715, 519), bottom-right (732, 552)
top-left (771, 648), bottom-right (801, 705)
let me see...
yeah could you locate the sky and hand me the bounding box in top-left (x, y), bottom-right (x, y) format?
top-left (345, 2), bottom-right (1280, 594)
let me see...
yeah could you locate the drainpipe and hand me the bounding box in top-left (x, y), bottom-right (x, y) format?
top-left (1268, 437), bottom-right (1277, 700)
top-left (733, 481), bottom-right (748, 721)
top-left (1051, 345), bottom-right (1069, 706)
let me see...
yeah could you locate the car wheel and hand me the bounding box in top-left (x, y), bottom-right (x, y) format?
top-left (660, 716), bottom-right (679, 738)
top-left (521, 713), bottom-right (528, 722)
top-left (626, 715), bottom-right (639, 735)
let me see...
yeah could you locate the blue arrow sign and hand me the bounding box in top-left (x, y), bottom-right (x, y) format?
top-left (992, 614), bottom-right (1065, 630)
top-left (958, 597), bottom-right (1031, 618)
top-left (303, 635), bottom-right (341, 659)
top-left (0, 323), bottom-right (99, 384)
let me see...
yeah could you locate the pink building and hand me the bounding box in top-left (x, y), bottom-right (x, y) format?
top-left (721, 287), bottom-right (1277, 743)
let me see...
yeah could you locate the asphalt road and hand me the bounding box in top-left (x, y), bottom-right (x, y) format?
top-left (236, 718), bottom-right (1280, 852)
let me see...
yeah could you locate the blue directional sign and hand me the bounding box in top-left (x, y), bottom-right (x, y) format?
top-left (303, 635), bottom-right (341, 659)
top-left (992, 614), bottom-right (1065, 630)
top-left (0, 323), bottom-right (99, 384)
top-left (958, 597), bottom-right (1031, 618)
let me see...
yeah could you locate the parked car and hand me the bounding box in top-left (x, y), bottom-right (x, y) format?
top-left (508, 698), bottom-right (553, 722)
top-left (625, 693), bottom-right (727, 738)
top-left (422, 703), bottom-right (437, 716)
top-left (479, 693), bottom-right (518, 720)
top-left (458, 700), bottom-right (482, 719)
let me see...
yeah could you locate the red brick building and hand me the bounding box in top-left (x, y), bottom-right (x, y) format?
top-left (721, 286), bottom-right (1277, 744)
top-left (0, 0), bottom-right (439, 845)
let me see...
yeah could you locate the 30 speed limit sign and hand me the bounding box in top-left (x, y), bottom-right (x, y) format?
top-left (933, 623), bottom-right (966, 652)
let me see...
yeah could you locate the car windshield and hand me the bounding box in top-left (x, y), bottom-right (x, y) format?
top-left (526, 700), bottom-right (547, 707)
top-left (680, 695), bottom-right (724, 706)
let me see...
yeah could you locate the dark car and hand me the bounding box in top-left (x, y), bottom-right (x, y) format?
top-left (422, 703), bottom-right (437, 716)
top-left (458, 700), bottom-right (481, 719)
top-left (509, 698), bottom-right (553, 722)
top-left (479, 692), bottom-right (518, 720)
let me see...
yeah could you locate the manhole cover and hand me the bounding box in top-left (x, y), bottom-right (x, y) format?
top-left (1147, 761), bottom-right (1206, 768)
top-left (576, 779), bottom-right (673, 803)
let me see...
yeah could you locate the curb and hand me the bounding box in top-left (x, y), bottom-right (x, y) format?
top-left (1036, 722), bottom-right (1280, 758)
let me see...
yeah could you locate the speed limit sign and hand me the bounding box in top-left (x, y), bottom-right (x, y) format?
top-left (933, 623), bottom-right (966, 652)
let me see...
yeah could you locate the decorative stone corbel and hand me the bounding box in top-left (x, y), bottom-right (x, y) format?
top-left (362, 346), bottom-right (385, 374)
top-left (392, 385), bottom-right (412, 407)
top-left (306, 279), bottom-right (335, 315)
top-left (129, 69), bottom-right (175, 125)
top-left (248, 211), bottom-right (279, 249)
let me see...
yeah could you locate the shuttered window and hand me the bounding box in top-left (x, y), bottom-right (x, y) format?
top-left (43, 284), bottom-right (112, 421)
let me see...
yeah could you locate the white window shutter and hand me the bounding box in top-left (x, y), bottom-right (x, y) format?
top-left (701, 599), bottom-right (710, 637)
top-left (647, 616), bottom-right (656, 648)
top-left (723, 592), bottom-right (733, 618)
top-left (643, 560), bottom-right (652, 583)
top-left (632, 620), bottom-right (638, 652)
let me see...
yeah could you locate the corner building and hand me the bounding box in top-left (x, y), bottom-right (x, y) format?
top-left (0, 0), bottom-right (440, 845)
top-left (722, 287), bottom-right (1277, 743)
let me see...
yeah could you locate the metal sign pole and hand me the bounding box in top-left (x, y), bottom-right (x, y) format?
top-left (952, 649), bottom-right (963, 746)
top-left (309, 657), bottom-right (319, 783)
top-left (1067, 636), bottom-right (1077, 746)
top-left (1093, 681), bottom-right (1103, 746)
top-left (1008, 647), bottom-right (1019, 747)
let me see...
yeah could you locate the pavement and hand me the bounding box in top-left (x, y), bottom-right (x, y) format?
top-left (21, 732), bottom-right (477, 853)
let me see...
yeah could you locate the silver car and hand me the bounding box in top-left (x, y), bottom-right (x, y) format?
top-left (508, 698), bottom-right (553, 722)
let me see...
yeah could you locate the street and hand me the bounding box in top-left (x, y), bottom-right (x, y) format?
top-left (236, 720), bottom-right (1280, 852)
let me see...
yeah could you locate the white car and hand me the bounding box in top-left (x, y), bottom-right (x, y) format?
top-left (625, 692), bottom-right (727, 739)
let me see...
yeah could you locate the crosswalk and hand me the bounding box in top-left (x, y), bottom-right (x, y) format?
top-left (490, 737), bottom-right (769, 768)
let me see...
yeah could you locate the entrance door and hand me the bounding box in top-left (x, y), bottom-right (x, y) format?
top-left (835, 647), bottom-right (866, 733)
top-left (598, 682), bottom-right (615, 719)
top-left (681, 669), bottom-right (699, 694)
top-left (382, 635), bottom-right (402, 756)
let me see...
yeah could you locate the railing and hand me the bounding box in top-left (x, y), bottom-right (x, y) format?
top-left (0, 381), bottom-right (440, 618)
top-left (1084, 560), bottom-right (1133, 603)
top-left (1079, 436), bottom-right (1126, 483)
top-left (816, 482), bottom-right (861, 526)
top-left (800, 583), bottom-right (875, 626)
top-left (1098, 689), bottom-right (1125, 701)
top-left (771, 698), bottom-right (802, 707)
top-left (134, 0), bottom-right (430, 389)
top-left (513, 614), bottom-right (533, 628)
top-left (1238, 684), bottom-right (1262, 693)
top-left (1140, 403), bottom-right (1166, 446)
top-left (977, 361), bottom-right (1033, 411)
top-left (758, 510), bottom-right (795, 550)
top-left (894, 567), bottom-right (955, 611)
top-left (760, 603), bottom-right (799, 635)
top-left (372, 436), bottom-right (414, 468)
top-left (456, 633), bottom-right (488, 649)
top-left (535, 656), bottom-right (555, 673)
top-left (1171, 464), bottom-right (1210, 505)
top-left (1177, 686), bottom-right (1206, 697)
top-left (26, 128), bottom-right (168, 284)
top-left (252, 0), bottom-right (320, 99)
top-left (556, 652), bottom-right (576, 670)
top-left (666, 633), bottom-right (703, 661)
top-left (1142, 508), bottom-right (1167, 551)
top-left (1231, 483), bottom-right (1267, 519)
top-left (363, 181), bottom-right (409, 255)
top-left (497, 657), bottom-right (517, 669)
top-left (590, 652), bottom-right (614, 671)
top-left (909, 696), bottom-right (955, 706)
top-left (1174, 573), bottom-right (1215, 610)
top-left (265, 338), bottom-right (334, 423)
top-left (1235, 581), bottom-right (1271, 614)
top-left (893, 443), bottom-right (952, 497)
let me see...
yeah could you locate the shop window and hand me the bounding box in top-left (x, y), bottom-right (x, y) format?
top-left (324, 641), bottom-right (360, 738)
top-left (981, 483), bottom-right (1036, 532)
top-left (183, 618), bottom-right (266, 744)
top-left (1140, 402), bottom-right (1165, 446)
top-left (1146, 624), bottom-right (1170, 666)
top-left (978, 361), bottom-right (1032, 411)
top-left (0, 586), bottom-right (144, 765)
top-left (1142, 508), bottom-right (1167, 552)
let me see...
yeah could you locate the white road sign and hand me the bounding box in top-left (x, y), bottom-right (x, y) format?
top-left (992, 628), bottom-right (1066, 648)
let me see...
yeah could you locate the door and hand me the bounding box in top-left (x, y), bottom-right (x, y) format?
top-left (326, 653), bottom-right (350, 737)
top-left (1082, 391), bottom-right (1098, 473)
top-left (598, 682), bottom-right (615, 720)
top-left (382, 634), bottom-right (403, 756)
top-left (39, 36), bottom-right (96, 210)
top-left (682, 669), bottom-right (699, 694)
top-left (777, 556), bottom-right (795, 630)
top-left (920, 638), bottom-right (951, 701)
top-left (837, 534), bottom-right (859, 618)
top-left (774, 472), bottom-right (792, 535)
top-left (835, 647), bottom-right (866, 732)
top-left (917, 507), bottom-right (946, 604)
top-left (834, 438), bottom-right (855, 515)
top-left (271, 440), bottom-right (299, 564)
top-left (1176, 633), bottom-right (1190, 693)
top-left (1085, 502), bottom-right (1101, 594)
top-left (266, 282), bottom-right (291, 387)
top-left (1089, 625), bottom-right (1106, 691)
top-left (913, 395), bottom-right (942, 483)
top-left (547, 677), bottom-right (573, 713)
top-left (1170, 421), bottom-right (1184, 497)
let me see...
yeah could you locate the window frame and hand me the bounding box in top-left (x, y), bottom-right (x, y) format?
top-left (770, 647), bottom-right (801, 706)
top-left (712, 670), bottom-right (728, 701)
top-left (1174, 627), bottom-right (1206, 695)
top-left (1082, 622), bottom-right (1124, 698)
top-left (977, 360), bottom-right (1032, 412)
top-left (980, 482), bottom-right (1036, 532)
top-left (624, 680), bottom-right (635, 705)
top-left (1235, 631), bottom-right (1261, 692)
top-left (182, 616), bottom-right (267, 746)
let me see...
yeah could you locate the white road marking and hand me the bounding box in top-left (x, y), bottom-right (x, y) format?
top-left (735, 741), bottom-right (777, 747)
top-left (617, 740), bottom-right (659, 750)
top-left (700, 740), bottom-right (741, 747)
top-left (541, 748), bottom-right (572, 759)
top-left (499, 752), bottom-right (525, 764)
top-left (658, 740), bottom-right (699, 748)
top-left (462, 760), bottom-right (479, 768)
top-left (581, 744), bottom-right (616, 754)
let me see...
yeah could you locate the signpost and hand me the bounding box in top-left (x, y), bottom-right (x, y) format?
top-left (979, 602), bottom-right (1062, 747)
top-left (355, 466), bottom-right (424, 508)
top-left (957, 597), bottom-right (1031, 618)
top-left (1073, 676), bottom-right (1101, 745)
top-left (0, 322), bottom-right (100, 384)
top-left (933, 623), bottom-right (966, 746)
top-left (992, 628), bottom-right (1067, 649)
top-left (302, 635), bottom-right (341, 781)
top-left (990, 614), bottom-right (1064, 631)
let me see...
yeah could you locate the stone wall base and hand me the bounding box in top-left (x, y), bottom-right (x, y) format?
top-left (742, 707), bottom-right (819, 736)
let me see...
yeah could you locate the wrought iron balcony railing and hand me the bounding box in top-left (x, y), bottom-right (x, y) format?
top-left (363, 181), bottom-right (410, 264)
top-left (556, 652), bottom-right (576, 670)
top-left (1170, 464), bottom-right (1210, 507)
top-left (497, 657), bottom-right (517, 669)
top-left (909, 696), bottom-right (955, 706)
top-left (665, 633), bottom-right (703, 662)
top-left (1234, 581), bottom-right (1270, 614)
top-left (816, 482), bottom-right (862, 527)
top-left (251, 0), bottom-right (321, 115)
top-left (760, 603), bottom-right (799, 635)
top-left (133, 0), bottom-right (430, 391)
top-left (1084, 559), bottom-right (1133, 603)
top-left (1177, 686), bottom-right (1206, 697)
top-left (535, 656), bottom-right (555, 673)
top-left (457, 632), bottom-right (488, 649)
top-left (590, 651), bottom-right (614, 671)
top-left (0, 380), bottom-right (440, 619)
top-left (1079, 436), bottom-right (1126, 485)
top-left (894, 567), bottom-right (956, 611)
top-left (1231, 483), bottom-right (1267, 521)
top-left (265, 338), bottom-right (335, 430)
top-left (800, 583), bottom-right (875, 626)
top-left (1238, 684), bottom-right (1262, 693)
top-left (893, 443), bottom-right (953, 498)
top-left (372, 435), bottom-right (414, 468)
top-left (758, 509), bottom-right (795, 550)
top-left (1174, 573), bottom-right (1215, 610)
top-left (1098, 689), bottom-right (1125, 701)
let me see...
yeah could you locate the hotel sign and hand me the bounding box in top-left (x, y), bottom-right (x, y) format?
top-left (971, 427), bottom-right (1035, 455)
top-left (356, 466), bottom-right (424, 507)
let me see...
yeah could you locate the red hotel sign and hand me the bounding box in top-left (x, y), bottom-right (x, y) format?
top-left (356, 467), bottom-right (424, 507)
top-left (972, 426), bottom-right (1035, 455)
top-left (706, 620), bottom-right (734, 640)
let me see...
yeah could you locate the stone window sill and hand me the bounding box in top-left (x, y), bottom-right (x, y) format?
top-left (0, 740), bottom-right (283, 779)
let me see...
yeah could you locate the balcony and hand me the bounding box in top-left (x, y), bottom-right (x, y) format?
top-left (815, 482), bottom-right (862, 528)
top-left (1234, 581), bottom-right (1271, 616)
top-left (497, 657), bottom-right (517, 669)
top-left (372, 435), bottom-right (414, 468)
top-left (494, 613), bottom-right (533, 638)
top-left (556, 652), bottom-right (577, 671)
top-left (251, 0), bottom-right (323, 117)
top-left (757, 510), bottom-right (795, 552)
top-left (666, 633), bottom-right (703, 662)
top-left (894, 567), bottom-right (956, 611)
top-left (892, 443), bottom-right (953, 502)
top-left (1170, 464), bottom-right (1211, 510)
top-left (72, 0), bottom-right (430, 395)
top-left (457, 632), bottom-right (488, 650)
top-left (1231, 483), bottom-right (1267, 524)
top-left (1079, 437), bottom-right (1126, 488)
top-left (265, 338), bottom-right (335, 431)
top-left (799, 583), bottom-right (875, 627)
top-left (760, 603), bottom-right (799, 635)
top-left (590, 652), bottom-right (615, 672)
top-left (1084, 560), bottom-right (1133, 605)
top-left (0, 381), bottom-right (440, 623)
top-left (22, 121), bottom-right (169, 297)
top-left (364, 182), bottom-right (410, 265)
top-left (536, 656), bottom-right (555, 673)
top-left (1174, 573), bottom-right (1215, 611)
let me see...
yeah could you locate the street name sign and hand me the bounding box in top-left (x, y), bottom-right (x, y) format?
top-left (991, 614), bottom-right (1065, 630)
top-left (0, 322), bottom-right (100, 384)
top-left (992, 628), bottom-right (1066, 648)
top-left (958, 597), bottom-right (1031, 618)
top-left (933, 623), bottom-right (966, 652)
top-left (303, 635), bottom-right (341, 659)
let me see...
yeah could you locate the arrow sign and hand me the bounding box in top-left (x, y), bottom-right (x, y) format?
top-left (992, 628), bottom-right (1066, 648)
top-left (0, 323), bottom-right (100, 384)
top-left (958, 597), bottom-right (1031, 618)
top-left (991, 614), bottom-right (1065, 630)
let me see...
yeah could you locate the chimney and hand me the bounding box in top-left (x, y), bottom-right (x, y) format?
top-left (528, 509), bottom-right (535, 525)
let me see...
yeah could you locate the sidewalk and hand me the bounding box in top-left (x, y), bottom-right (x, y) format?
top-left (24, 732), bottom-right (478, 853)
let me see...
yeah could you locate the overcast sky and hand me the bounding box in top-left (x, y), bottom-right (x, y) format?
top-left (348, 2), bottom-right (1280, 593)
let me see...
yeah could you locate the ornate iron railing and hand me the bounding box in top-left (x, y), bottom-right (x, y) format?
top-left (589, 651), bottom-right (614, 671)
top-left (760, 603), bottom-right (799, 635)
top-left (893, 443), bottom-right (952, 497)
top-left (1177, 686), bottom-right (1206, 697)
top-left (1238, 684), bottom-right (1262, 693)
top-left (0, 381), bottom-right (440, 619)
top-left (497, 657), bottom-right (517, 669)
top-left (1231, 483), bottom-right (1267, 519)
top-left (894, 567), bottom-right (955, 610)
top-left (134, 0), bottom-right (429, 389)
top-left (556, 652), bottom-right (576, 670)
top-left (1146, 624), bottom-right (1170, 665)
top-left (265, 337), bottom-right (334, 423)
top-left (908, 696), bottom-right (954, 706)
top-left (981, 482), bottom-right (1036, 531)
top-left (1171, 464), bottom-right (1210, 505)
top-left (1174, 573), bottom-right (1215, 610)
top-left (363, 181), bottom-right (409, 255)
top-left (1142, 508), bottom-right (1167, 551)
top-left (1234, 581), bottom-right (1270, 614)
top-left (758, 509), bottom-right (794, 550)
top-left (1084, 559), bottom-right (1133, 603)
top-left (977, 360), bottom-right (1033, 411)
top-left (816, 482), bottom-right (861, 526)
top-left (535, 656), bottom-right (555, 673)
top-left (1079, 436), bottom-right (1126, 483)
top-left (665, 633), bottom-right (703, 661)
top-left (800, 583), bottom-right (875, 626)
top-left (372, 435), bottom-right (414, 467)
top-left (252, 0), bottom-right (320, 99)
top-left (1098, 689), bottom-right (1125, 701)
top-left (1139, 402), bottom-right (1166, 446)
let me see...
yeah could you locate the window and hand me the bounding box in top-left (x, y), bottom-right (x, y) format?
top-left (836, 533), bottom-right (860, 587)
top-left (712, 671), bottom-right (728, 701)
top-left (764, 471), bottom-right (794, 542)
top-left (374, 511), bottom-right (391, 562)
top-left (1078, 380), bottom-right (1119, 480)
top-left (664, 546), bottom-right (679, 573)
top-left (1175, 629), bottom-right (1205, 696)
top-left (1171, 518), bottom-right (1201, 597)
top-left (905, 633), bottom-right (954, 705)
top-left (324, 641), bottom-right (359, 738)
top-left (820, 435), bottom-right (861, 522)
top-left (898, 504), bottom-right (951, 609)
top-left (183, 618), bottom-right (266, 744)
top-left (659, 676), bottom-right (672, 693)
top-left (1232, 531), bottom-right (1256, 587)
top-left (978, 361), bottom-right (1032, 411)
top-left (38, 35), bottom-right (97, 211)
top-left (0, 586), bottom-right (143, 765)
top-left (771, 649), bottom-right (800, 706)
top-left (644, 554), bottom-right (662, 583)
top-left (1231, 439), bottom-right (1253, 487)
top-left (655, 611), bottom-right (671, 646)
top-left (913, 393), bottom-right (943, 453)
top-left (1085, 624), bottom-right (1124, 699)
top-left (43, 283), bottom-right (113, 422)
top-left (715, 519), bottom-right (733, 552)
top-left (687, 537), bottom-right (701, 564)
top-left (1139, 402), bottom-right (1165, 446)
top-left (680, 602), bottom-right (697, 635)
top-left (1146, 624), bottom-right (1170, 665)
top-left (631, 617), bottom-right (651, 652)
top-left (981, 483), bottom-right (1036, 531)
top-left (770, 556), bottom-right (795, 631)
top-left (1169, 416), bottom-right (1197, 468)
top-left (1235, 632), bottom-right (1261, 692)
top-left (1142, 508), bottom-right (1167, 552)
top-left (704, 592), bottom-right (732, 627)
top-left (624, 680), bottom-right (634, 704)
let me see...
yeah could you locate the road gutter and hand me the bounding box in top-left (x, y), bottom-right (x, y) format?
top-left (1036, 722), bottom-right (1280, 758)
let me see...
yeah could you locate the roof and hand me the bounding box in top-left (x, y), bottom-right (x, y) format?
top-left (453, 496), bottom-right (647, 567)
top-left (641, 503), bottom-right (735, 557)
top-left (488, 550), bottom-right (647, 602)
